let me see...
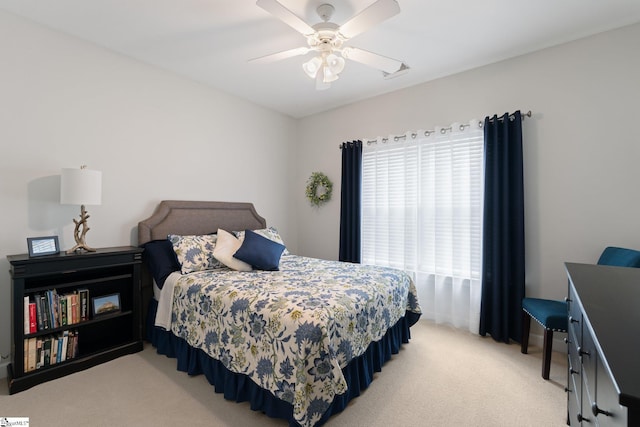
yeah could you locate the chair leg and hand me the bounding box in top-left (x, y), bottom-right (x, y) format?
top-left (542, 328), bottom-right (553, 380)
top-left (521, 311), bottom-right (531, 354)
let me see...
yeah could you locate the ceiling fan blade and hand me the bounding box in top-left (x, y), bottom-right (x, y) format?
top-left (249, 47), bottom-right (310, 63)
top-left (256, 0), bottom-right (315, 36)
top-left (339, 0), bottom-right (400, 39)
top-left (341, 47), bottom-right (404, 74)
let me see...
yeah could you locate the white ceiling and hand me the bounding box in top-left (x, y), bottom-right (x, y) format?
top-left (2, 0), bottom-right (640, 118)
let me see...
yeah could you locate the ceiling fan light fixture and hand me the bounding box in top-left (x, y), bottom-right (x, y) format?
top-left (316, 67), bottom-right (331, 90)
top-left (304, 53), bottom-right (344, 85)
top-left (323, 66), bottom-right (339, 83)
top-left (326, 53), bottom-right (345, 75)
top-left (302, 56), bottom-right (323, 78)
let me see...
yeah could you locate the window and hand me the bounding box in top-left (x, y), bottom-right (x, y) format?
top-left (361, 123), bottom-right (483, 332)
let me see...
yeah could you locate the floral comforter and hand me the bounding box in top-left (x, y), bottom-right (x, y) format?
top-left (169, 255), bottom-right (421, 426)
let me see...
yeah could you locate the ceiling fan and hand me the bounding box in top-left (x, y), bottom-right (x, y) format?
top-left (252, 0), bottom-right (409, 90)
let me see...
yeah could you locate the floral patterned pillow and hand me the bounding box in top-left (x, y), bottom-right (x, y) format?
top-left (233, 227), bottom-right (289, 255)
top-left (169, 234), bottom-right (223, 274)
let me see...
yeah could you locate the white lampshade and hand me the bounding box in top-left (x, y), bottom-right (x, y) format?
top-left (60, 167), bottom-right (102, 206)
top-left (302, 56), bottom-right (323, 79)
top-left (322, 66), bottom-right (338, 83)
top-left (326, 54), bottom-right (345, 75)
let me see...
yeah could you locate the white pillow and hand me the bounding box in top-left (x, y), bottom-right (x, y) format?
top-left (213, 229), bottom-right (252, 272)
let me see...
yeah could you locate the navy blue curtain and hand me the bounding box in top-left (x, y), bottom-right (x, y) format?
top-left (339, 140), bottom-right (362, 263)
top-left (479, 111), bottom-right (525, 343)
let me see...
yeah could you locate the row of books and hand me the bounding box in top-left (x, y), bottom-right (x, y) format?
top-left (23, 288), bottom-right (89, 334)
top-left (23, 330), bottom-right (79, 373)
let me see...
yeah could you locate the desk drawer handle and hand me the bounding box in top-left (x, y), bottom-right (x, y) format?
top-left (570, 368), bottom-right (579, 375)
top-left (564, 337), bottom-right (571, 345)
top-left (592, 403), bottom-right (612, 417)
top-left (578, 346), bottom-right (590, 357)
top-left (569, 316), bottom-right (579, 324)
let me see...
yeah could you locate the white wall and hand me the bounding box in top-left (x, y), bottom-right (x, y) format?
top-left (0, 11), bottom-right (298, 375)
top-left (296, 23), bottom-right (640, 342)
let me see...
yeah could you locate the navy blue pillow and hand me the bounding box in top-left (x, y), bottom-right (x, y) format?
top-left (233, 229), bottom-right (285, 271)
top-left (141, 239), bottom-right (180, 288)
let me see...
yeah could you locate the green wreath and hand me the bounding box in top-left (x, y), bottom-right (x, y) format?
top-left (305, 172), bottom-right (333, 207)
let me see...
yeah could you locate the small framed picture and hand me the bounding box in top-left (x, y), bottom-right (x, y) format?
top-left (27, 236), bottom-right (60, 257)
top-left (92, 293), bottom-right (121, 316)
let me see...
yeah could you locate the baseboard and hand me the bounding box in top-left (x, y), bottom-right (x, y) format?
top-left (0, 360), bottom-right (8, 379)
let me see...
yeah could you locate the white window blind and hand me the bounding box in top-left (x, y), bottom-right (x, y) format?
top-left (362, 122), bottom-right (484, 332)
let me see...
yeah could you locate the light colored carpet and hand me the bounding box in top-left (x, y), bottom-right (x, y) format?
top-left (0, 320), bottom-right (567, 426)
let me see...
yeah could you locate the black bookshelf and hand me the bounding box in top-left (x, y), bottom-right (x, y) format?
top-left (7, 246), bottom-right (143, 394)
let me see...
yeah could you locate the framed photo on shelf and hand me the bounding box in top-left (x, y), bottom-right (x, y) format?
top-left (92, 293), bottom-right (121, 316)
top-left (27, 236), bottom-right (60, 257)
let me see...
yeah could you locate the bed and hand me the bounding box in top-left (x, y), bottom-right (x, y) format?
top-left (138, 200), bottom-right (421, 426)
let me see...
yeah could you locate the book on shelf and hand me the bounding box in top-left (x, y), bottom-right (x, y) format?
top-left (23, 339), bottom-right (28, 373)
top-left (60, 330), bottom-right (69, 363)
top-left (73, 332), bottom-right (79, 358)
top-left (22, 330), bottom-right (80, 374)
top-left (70, 293), bottom-right (79, 324)
top-left (29, 289), bottom-right (93, 332)
top-left (27, 337), bottom-right (37, 372)
top-left (66, 331), bottom-right (78, 360)
top-left (59, 292), bottom-right (80, 325)
top-left (60, 296), bottom-right (68, 326)
top-left (40, 294), bottom-right (50, 330)
top-left (78, 288), bottom-right (89, 321)
top-left (34, 294), bottom-right (44, 331)
top-left (56, 336), bottom-right (63, 364)
top-left (23, 296), bottom-right (29, 334)
top-left (51, 336), bottom-right (58, 365)
top-left (45, 290), bottom-right (54, 329)
top-left (36, 339), bottom-right (43, 369)
top-left (43, 338), bottom-right (52, 368)
top-left (28, 302), bottom-right (37, 334)
top-left (50, 289), bottom-right (60, 329)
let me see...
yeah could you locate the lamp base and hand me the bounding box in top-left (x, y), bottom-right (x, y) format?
top-left (67, 205), bottom-right (96, 254)
top-left (66, 242), bottom-right (96, 254)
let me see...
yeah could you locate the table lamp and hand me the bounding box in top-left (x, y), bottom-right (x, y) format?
top-left (60, 165), bottom-right (102, 253)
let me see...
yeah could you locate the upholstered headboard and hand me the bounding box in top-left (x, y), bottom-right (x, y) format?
top-left (137, 200), bottom-right (267, 325)
top-left (138, 200), bottom-right (266, 246)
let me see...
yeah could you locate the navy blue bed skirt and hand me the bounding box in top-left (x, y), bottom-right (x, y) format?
top-left (146, 299), bottom-right (420, 426)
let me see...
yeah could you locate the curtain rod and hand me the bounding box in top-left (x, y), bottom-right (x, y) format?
top-left (339, 110), bottom-right (532, 149)
top-left (489, 110), bottom-right (532, 123)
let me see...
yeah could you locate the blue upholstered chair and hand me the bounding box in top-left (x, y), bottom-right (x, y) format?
top-left (521, 246), bottom-right (640, 379)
